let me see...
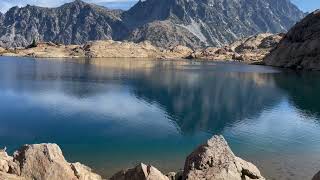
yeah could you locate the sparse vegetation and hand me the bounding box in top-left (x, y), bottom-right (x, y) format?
top-left (27, 39), bottom-right (38, 49)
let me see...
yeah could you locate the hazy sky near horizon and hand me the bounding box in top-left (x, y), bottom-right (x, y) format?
top-left (0, 0), bottom-right (319, 13)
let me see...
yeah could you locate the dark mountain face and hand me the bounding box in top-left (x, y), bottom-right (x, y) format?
top-left (124, 0), bottom-right (305, 47)
top-left (0, 0), bottom-right (128, 48)
top-left (0, 0), bottom-right (305, 48)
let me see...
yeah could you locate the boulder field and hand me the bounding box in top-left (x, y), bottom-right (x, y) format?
top-left (0, 135), bottom-right (266, 180)
top-left (0, 40), bottom-right (194, 60)
top-left (0, 33), bottom-right (282, 63)
top-left (191, 33), bottom-right (283, 62)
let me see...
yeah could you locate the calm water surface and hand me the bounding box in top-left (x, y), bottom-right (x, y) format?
top-left (0, 57), bottom-right (320, 180)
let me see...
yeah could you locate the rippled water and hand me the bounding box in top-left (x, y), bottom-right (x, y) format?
top-left (0, 57), bottom-right (320, 180)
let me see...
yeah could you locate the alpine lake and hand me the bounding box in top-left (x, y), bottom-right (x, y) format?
top-left (1, 57), bottom-right (320, 180)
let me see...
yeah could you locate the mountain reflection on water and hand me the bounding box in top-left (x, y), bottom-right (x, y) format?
top-left (0, 57), bottom-right (320, 180)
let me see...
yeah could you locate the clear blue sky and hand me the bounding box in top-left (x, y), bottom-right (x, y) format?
top-left (291, 0), bottom-right (320, 12)
top-left (0, 0), bottom-right (319, 13)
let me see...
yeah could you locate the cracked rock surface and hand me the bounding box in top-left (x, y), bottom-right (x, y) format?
top-left (0, 135), bottom-right (265, 180)
top-left (183, 135), bottom-right (265, 180)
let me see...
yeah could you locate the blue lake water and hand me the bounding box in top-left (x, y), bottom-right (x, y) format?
top-left (0, 57), bottom-right (320, 180)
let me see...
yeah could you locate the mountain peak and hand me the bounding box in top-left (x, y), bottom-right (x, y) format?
top-left (61, 0), bottom-right (89, 8)
top-left (72, 0), bottom-right (87, 5)
top-left (0, 0), bottom-right (305, 49)
top-left (124, 0), bottom-right (304, 47)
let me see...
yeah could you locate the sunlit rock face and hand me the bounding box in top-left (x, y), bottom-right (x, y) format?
top-left (264, 10), bottom-right (320, 70)
top-left (110, 163), bottom-right (169, 180)
top-left (0, 0), bottom-right (304, 49)
top-left (183, 135), bottom-right (265, 180)
top-left (0, 143), bottom-right (102, 180)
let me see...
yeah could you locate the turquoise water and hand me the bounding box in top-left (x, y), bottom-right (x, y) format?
top-left (0, 57), bottom-right (320, 180)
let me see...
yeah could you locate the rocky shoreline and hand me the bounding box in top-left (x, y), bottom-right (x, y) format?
top-left (0, 135), bottom-right (266, 180)
top-left (2, 9), bottom-right (320, 70)
top-left (0, 33), bottom-right (282, 64)
top-left (191, 33), bottom-right (283, 63)
top-left (0, 40), bottom-right (194, 60)
top-left (264, 10), bottom-right (320, 70)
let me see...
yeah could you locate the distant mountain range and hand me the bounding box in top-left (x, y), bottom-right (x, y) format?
top-left (0, 0), bottom-right (305, 48)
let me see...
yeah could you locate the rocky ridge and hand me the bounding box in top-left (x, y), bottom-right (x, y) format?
top-left (0, 0), bottom-right (127, 48)
top-left (0, 143), bottom-right (102, 180)
top-left (0, 135), bottom-right (264, 180)
top-left (192, 33), bottom-right (283, 62)
top-left (0, 40), bottom-right (194, 59)
top-left (0, 33), bottom-right (282, 62)
top-left (123, 0), bottom-right (303, 48)
top-left (264, 10), bottom-right (320, 70)
top-left (0, 0), bottom-right (304, 49)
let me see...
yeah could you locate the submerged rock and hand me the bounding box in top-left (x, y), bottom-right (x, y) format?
top-left (183, 135), bottom-right (265, 180)
top-left (110, 163), bottom-right (169, 180)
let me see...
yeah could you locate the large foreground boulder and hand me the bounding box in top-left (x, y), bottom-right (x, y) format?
top-left (13, 143), bottom-right (78, 180)
top-left (183, 135), bottom-right (265, 180)
top-left (0, 144), bottom-right (102, 180)
top-left (264, 10), bottom-right (320, 70)
top-left (0, 135), bottom-right (265, 180)
top-left (110, 163), bottom-right (169, 180)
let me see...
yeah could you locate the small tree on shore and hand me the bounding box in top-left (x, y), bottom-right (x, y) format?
top-left (27, 38), bottom-right (38, 48)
